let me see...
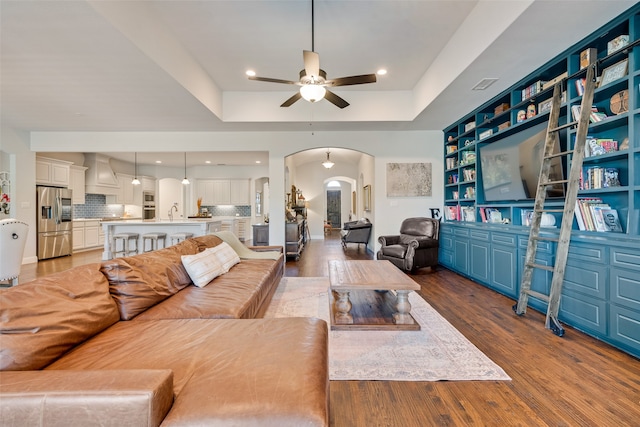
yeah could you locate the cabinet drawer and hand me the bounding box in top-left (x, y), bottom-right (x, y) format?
top-left (610, 267), bottom-right (640, 311)
top-left (518, 235), bottom-right (553, 253)
top-left (454, 227), bottom-right (469, 237)
top-left (567, 242), bottom-right (607, 264)
top-left (563, 259), bottom-right (607, 299)
top-left (491, 232), bottom-right (516, 247)
top-left (470, 229), bottom-right (490, 241)
top-left (440, 234), bottom-right (453, 251)
top-left (610, 247), bottom-right (640, 272)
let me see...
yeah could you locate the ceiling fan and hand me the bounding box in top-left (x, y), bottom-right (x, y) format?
top-left (248, 0), bottom-right (377, 109)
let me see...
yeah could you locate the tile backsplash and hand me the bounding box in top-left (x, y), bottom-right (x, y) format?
top-left (74, 194), bottom-right (124, 219)
top-left (74, 196), bottom-right (250, 219)
top-left (203, 205), bottom-right (250, 217)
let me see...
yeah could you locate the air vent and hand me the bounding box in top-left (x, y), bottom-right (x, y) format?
top-left (472, 78), bottom-right (498, 91)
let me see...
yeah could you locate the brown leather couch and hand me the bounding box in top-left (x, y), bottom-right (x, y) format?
top-left (0, 236), bottom-right (329, 426)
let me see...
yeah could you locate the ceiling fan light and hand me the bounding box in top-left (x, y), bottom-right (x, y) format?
top-left (300, 84), bottom-right (326, 103)
top-left (322, 151), bottom-right (334, 169)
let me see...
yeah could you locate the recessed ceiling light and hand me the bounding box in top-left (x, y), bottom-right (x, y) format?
top-left (255, 160), bottom-right (261, 164)
top-left (472, 78), bottom-right (498, 91)
top-left (377, 69), bottom-right (387, 76)
top-left (205, 160), bottom-right (211, 164)
top-left (246, 70), bottom-right (256, 77)
top-left (155, 160), bottom-right (162, 164)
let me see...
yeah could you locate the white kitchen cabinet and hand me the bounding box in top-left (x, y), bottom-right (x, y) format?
top-left (72, 223), bottom-right (85, 251)
top-left (230, 179), bottom-right (250, 205)
top-left (141, 176), bottom-right (156, 192)
top-left (73, 220), bottom-right (102, 251)
top-left (36, 157), bottom-right (72, 187)
top-left (235, 218), bottom-right (249, 241)
top-left (196, 180), bottom-right (215, 205)
top-left (84, 220), bottom-right (100, 248)
top-left (70, 165), bottom-right (87, 204)
top-left (116, 174), bottom-right (135, 205)
top-left (196, 179), bottom-right (249, 205)
top-left (212, 180), bottom-right (230, 204)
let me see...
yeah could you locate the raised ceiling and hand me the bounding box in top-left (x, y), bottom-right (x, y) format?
top-left (1, 0), bottom-right (636, 137)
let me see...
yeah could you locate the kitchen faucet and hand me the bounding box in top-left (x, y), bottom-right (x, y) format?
top-left (168, 203), bottom-right (178, 222)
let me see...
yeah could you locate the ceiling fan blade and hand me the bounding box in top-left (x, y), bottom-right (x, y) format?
top-left (280, 92), bottom-right (302, 107)
top-left (324, 89), bottom-right (349, 109)
top-left (303, 50), bottom-right (320, 79)
top-left (249, 76), bottom-right (298, 85)
top-left (326, 74), bottom-right (377, 87)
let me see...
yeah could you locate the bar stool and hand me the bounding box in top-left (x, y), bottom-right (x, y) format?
top-left (112, 233), bottom-right (139, 257)
top-left (142, 232), bottom-right (167, 252)
top-left (170, 232), bottom-right (194, 245)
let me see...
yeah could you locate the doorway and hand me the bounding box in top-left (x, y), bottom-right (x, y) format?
top-left (327, 190), bottom-right (341, 230)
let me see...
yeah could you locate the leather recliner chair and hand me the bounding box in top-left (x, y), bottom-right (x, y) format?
top-left (377, 217), bottom-right (439, 273)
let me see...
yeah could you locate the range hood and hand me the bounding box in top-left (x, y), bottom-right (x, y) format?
top-left (84, 153), bottom-right (119, 196)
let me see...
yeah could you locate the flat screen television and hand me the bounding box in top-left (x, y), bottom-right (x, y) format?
top-left (479, 122), bottom-right (565, 202)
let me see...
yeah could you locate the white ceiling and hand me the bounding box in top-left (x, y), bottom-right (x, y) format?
top-left (1, 0), bottom-right (636, 166)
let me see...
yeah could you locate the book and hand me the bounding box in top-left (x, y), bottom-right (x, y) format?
top-left (585, 137), bottom-right (618, 157)
top-left (575, 78), bottom-right (586, 96)
top-left (580, 48), bottom-right (597, 69)
top-left (599, 208), bottom-right (623, 232)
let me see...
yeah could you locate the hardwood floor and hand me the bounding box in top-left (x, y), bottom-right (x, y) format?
top-left (18, 235), bottom-right (640, 426)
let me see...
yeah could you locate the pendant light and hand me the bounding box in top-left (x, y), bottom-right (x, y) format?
top-left (181, 152), bottom-right (190, 185)
top-left (322, 150), bottom-right (334, 169)
top-left (131, 152), bottom-right (141, 185)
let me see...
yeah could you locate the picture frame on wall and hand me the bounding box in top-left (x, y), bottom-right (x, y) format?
top-left (600, 59), bottom-right (628, 87)
top-left (363, 185), bottom-right (371, 211)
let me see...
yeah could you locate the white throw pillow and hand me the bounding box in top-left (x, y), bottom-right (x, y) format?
top-left (181, 247), bottom-right (225, 288)
top-left (208, 242), bottom-right (241, 273)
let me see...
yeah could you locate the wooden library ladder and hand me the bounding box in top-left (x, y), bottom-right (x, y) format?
top-left (513, 62), bottom-right (597, 336)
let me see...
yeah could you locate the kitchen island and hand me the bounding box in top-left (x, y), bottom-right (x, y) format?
top-left (101, 219), bottom-right (222, 260)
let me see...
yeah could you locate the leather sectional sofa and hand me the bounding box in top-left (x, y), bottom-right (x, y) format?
top-left (0, 235), bottom-right (329, 426)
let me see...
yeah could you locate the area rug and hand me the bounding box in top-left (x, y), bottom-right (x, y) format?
top-left (264, 277), bottom-right (511, 382)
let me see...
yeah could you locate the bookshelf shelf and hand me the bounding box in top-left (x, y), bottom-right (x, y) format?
top-left (440, 4), bottom-right (640, 358)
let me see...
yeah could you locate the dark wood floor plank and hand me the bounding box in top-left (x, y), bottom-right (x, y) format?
top-left (18, 235), bottom-right (640, 426)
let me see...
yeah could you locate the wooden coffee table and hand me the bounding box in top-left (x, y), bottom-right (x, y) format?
top-left (328, 260), bottom-right (421, 331)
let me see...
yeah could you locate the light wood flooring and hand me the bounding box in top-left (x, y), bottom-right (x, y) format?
top-left (17, 234), bottom-right (640, 426)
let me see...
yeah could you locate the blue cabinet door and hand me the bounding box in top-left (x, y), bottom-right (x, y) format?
top-left (470, 240), bottom-right (490, 284)
top-left (491, 245), bottom-right (517, 298)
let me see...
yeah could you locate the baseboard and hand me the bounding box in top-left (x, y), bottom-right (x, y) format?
top-left (22, 256), bottom-right (38, 265)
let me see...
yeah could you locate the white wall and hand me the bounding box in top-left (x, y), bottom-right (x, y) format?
top-left (28, 129), bottom-right (444, 253)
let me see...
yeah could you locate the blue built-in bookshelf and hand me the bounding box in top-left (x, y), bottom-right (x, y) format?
top-left (440, 4), bottom-right (640, 358)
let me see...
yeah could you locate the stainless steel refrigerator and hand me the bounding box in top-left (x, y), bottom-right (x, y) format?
top-left (37, 186), bottom-right (73, 260)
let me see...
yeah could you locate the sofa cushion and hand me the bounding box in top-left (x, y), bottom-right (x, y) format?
top-left (0, 369), bottom-right (174, 427)
top-left (101, 239), bottom-right (200, 320)
top-left (135, 255), bottom-right (284, 320)
top-left (0, 263), bottom-right (119, 371)
top-left (46, 318), bottom-right (329, 427)
top-left (381, 244), bottom-right (407, 258)
top-left (181, 247), bottom-right (225, 288)
top-left (190, 234), bottom-right (224, 253)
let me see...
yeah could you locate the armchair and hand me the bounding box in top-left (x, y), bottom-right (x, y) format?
top-left (377, 217), bottom-right (439, 272)
top-left (340, 218), bottom-right (372, 250)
